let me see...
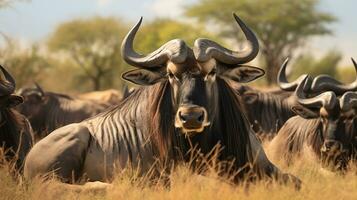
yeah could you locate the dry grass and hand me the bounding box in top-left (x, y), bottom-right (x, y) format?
top-left (1, 145), bottom-right (357, 200)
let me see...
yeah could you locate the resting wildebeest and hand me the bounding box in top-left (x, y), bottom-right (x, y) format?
top-left (17, 84), bottom-right (111, 140)
top-left (237, 87), bottom-right (294, 138)
top-left (239, 58), bottom-right (357, 139)
top-left (24, 14), bottom-right (300, 187)
top-left (270, 62), bottom-right (357, 170)
top-left (236, 59), bottom-right (305, 138)
top-left (0, 65), bottom-right (33, 171)
top-left (77, 86), bottom-right (131, 105)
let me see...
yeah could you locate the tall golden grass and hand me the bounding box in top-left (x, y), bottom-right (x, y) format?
top-left (0, 143), bottom-right (356, 200)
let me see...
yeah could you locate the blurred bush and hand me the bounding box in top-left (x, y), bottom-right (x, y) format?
top-left (337, 62), bottom-right (356, 83)
top-left (0, 38), bottom-right (49, 87)
top-left (134, 18), bottom-right (221, 53)
top-left (291, 50), bottom-right (342, 79)
top-left (47, 17), bottom-right (129, 91)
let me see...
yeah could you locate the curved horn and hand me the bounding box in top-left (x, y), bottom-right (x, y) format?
top-left (0, 64), bottom-right (15, 95)
top-left (310, 58), bottom-right (357, 95)
top-left (121, 17), bottom-right (188, 68)
top-left (295, 76), bottom-right (337, 110)
top-left (277, 58), bottom-right (309, 91)
top-left (340, 91), bottom-right (357, 112)
top-left (193, 13), bottom-right (259, 65)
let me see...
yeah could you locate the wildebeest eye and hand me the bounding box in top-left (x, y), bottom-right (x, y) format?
top-left (167, 72), bottom-right (175, 79)
top-left (208, 69), bottom-right (216, 76)
top-left (167, 72), bottom-right (181, 82)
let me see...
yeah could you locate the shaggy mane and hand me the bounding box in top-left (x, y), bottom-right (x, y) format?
top-left (147, 78), bottom-right (253, 177)
top-left (0, 109), bottom-right (33, 170)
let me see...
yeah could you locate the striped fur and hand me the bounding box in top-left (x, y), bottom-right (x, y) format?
top-left (24, 79), bottom-right (288, 183)
top-left (236, 85), bottom-right (295, 138)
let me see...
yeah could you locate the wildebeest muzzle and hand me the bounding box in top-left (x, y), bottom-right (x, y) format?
top-left (175, 105), bottom-right (210, 135)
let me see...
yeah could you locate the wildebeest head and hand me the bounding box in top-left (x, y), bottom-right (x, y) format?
top-left (121, 14), bottom-right (264, 137)
top-left (16, 83), bottom-right (47, 127)
top-left (291, 76), bottom-right (357, 170)
top-left (0, 65), bottom-right (23, 116)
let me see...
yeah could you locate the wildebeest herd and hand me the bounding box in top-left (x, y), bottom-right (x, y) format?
top-left (0, 14), bottom-right (356, 190)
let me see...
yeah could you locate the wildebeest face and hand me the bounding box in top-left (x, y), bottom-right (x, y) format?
top-left (168, 60), bottom-right (214, 134)
top-left (318, 108), bottom-right (357, 169)
top-left (16, 84), bottom-right (47, 127)
top-left (292, 82), bottom-right (357, 169)
top-left (123, 58), bottom-right (264, 136)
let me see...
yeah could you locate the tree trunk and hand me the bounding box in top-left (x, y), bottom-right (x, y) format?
top-left (264, 55), bottom-right (280, 86)
top-left (92, 77), bottom-right (101, 91)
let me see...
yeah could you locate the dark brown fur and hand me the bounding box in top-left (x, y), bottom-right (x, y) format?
top-left (0, 109), bottom-right (33, 171)
top-left (234, 85), bottom-right (294, 138)
top-left (17, 89), bottom-right (111, 140)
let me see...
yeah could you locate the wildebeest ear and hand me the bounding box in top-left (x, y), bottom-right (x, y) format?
top-left (122, 69), bottom-right (165, 85)
top-left (292, 105), bottom-right (320, 119)
top-left (221, 65), bottom-right (265, 83)
top-left (6, 94), bottom-right (24, 107)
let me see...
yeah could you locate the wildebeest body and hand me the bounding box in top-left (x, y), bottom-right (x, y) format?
top-left (17, 88), bottom-right (111, 140)
top-left (236, 85), bottom-right (295, 138)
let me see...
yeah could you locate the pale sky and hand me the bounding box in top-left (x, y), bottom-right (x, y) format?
top-left (0, 0), bottom-right (356, 66)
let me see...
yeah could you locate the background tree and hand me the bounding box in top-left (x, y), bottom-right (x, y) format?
top-left (134, 18), bottom-right (220, 53)
top-left (291, 50), bottom-right (342, 79)
top-left (48, 17), bottom-right (128, 90)
top-left (0, 38), bottom-right (49, 87)
top-left (185, 0), bottom-right (336, 85)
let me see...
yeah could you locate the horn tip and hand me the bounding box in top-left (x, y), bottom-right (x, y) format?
top-left (283, 57), bottom-right (290, 65)
top-left (232, 13), bottom-right (242, 23)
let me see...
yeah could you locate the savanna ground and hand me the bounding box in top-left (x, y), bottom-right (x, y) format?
top-left (1, 142), bottom-right (356, 200)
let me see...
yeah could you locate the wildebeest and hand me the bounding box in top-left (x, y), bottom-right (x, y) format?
top-left (17, 84), bottom-right (111, 140)
top-left (236, 59), bottom-right (304, 138)
top-left (239, 58), bottom-right (357, 139)
top-left (0, 65), bottom-right (33, 171)
top-left (270, 62), bottom-right (357, 170)
top-left (77, 86), bottom-right (130, 105)
top-left (237, 86), bottom-right (294, 138)
top-left (24, 14), bottom-right (300, 187)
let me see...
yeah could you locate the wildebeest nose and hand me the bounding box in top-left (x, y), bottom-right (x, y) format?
top-left (177, 106), bottom-right (207, 130)
top-left (179, 110), bottom-right (204, 123)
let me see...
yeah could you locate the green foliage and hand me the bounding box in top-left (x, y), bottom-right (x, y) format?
top-left (0, 39), bottom-right (49, 88)
top-left (134, 18), bottom-right (220, 53)
top-left (48, 17), bottom-right (129, 90)
top-left (185, 0), bottom-right (336, 84)
top-left (337, 63), bottom-right (357, 84)
top-left (290, 50), bottom-right (342, 80)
